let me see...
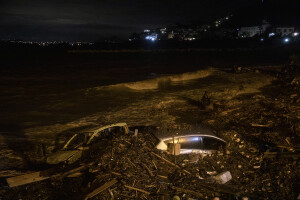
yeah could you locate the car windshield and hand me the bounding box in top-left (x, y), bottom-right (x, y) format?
top-left (64, 133), bottom-right (90, 150)
top-left (64, 125), bottom-right (127, 150)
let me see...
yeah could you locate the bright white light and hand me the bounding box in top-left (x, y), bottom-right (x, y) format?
top-left (284, 38), bottom-right (290, 43)
top-left (293, 32), bottom-right (299, 36)
top-left (260, 38), bottom-right (264, 42)
top-left (268, 32), bottom-right (275, 37)
top-left (192, 137), bottom-right (199, 141)
top-left (145, 34), bottom-right (157, 41)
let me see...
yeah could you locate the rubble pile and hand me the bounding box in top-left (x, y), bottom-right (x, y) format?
top-left (2, 130), bottom-right (260, 200)
top-left (199, 67), bottom-right (300, 199)
top-left (3, 123), bottom-right (298, 200)
top-left (277, 63), bottom-right (300, 90)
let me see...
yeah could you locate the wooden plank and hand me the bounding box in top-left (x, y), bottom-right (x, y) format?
top-left (6, 171), bottom-right (49, 187)
top-left (84, 178), bottom-right (118, 200)
top-left (7, 162), bottom-right (93, 188)
top-left (251, 123), bottom-right (272, 127)
top-left (61, 165), bottom-right (87, 179)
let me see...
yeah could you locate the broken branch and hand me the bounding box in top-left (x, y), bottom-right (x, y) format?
top-left (150, 152), bottom-right (191, 175)
top-left (84, 178), bottom-right (118, 200)
top-left (124, 185), bottom-right (150, 195)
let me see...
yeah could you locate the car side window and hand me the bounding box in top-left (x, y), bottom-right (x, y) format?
top-left (164, 137), bottom-right (203, 149)
top-left (181, 137), bottom-right (202, 149)
top-left (89, 134), bottom-right (106, 145)
top-left (98, 126), bottom-right (122, 138)
top-left (202, 137), bottom-right (224, 150)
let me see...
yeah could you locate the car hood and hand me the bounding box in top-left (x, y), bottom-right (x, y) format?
top-left (46, 150), bottom-right (82, 165)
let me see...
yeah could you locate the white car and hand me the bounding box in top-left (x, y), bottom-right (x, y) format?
top-left (46, 123), bottom-right (129, 165)
top-left (155, 127), bottom-right (226, 154)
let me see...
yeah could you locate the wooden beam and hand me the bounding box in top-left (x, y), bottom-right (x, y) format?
top-left (6, 172), bottom-right (49, 188)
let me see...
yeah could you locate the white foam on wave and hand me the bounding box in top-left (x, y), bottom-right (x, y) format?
top-left (94, 68), bottom-right (215, 91)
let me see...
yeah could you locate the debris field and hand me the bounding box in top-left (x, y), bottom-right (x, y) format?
top-left (0, 64), bottom-right (299, 200)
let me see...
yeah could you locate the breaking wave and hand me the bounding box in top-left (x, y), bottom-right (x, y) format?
top-left (94, 68), bottom-right (215, 91)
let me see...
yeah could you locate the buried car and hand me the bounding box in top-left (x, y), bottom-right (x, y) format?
top-left (155, 126), bottom-right (226, 154)
top-left (46, 123), bottom-right (129, 165)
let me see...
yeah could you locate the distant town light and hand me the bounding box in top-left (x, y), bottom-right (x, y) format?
top-left (284, 38), bottom-right (290, 43)
top-left (145, 34), bottom-right (157, 41)
top-left (268, 32), bottom-right (275, 37)
top-left (260, 38), bottom-right (264, 42)
top-left (187, 37), bottom-right (195, 41)
top-left (293, 32), bottom-right (299, 36)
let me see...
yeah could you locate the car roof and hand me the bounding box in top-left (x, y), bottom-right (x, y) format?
top-left (80, 122), bottom-right (128, 133)
top-left (87, 122), bottom-right (128, 144)
top-left (154, 125), bottom-right (219, 140)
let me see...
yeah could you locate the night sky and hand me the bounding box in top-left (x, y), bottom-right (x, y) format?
top-left (0, 0), bottom-right (299, 42)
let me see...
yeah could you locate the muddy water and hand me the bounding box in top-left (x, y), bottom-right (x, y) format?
top-left (0, 67), bottom-right (274, 135)
top-left (8, 68), bottom-right (272, 135)
top-left (0, 68), bottom-right (212, 133)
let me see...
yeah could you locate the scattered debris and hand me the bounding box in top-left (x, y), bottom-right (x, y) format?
top-left (84, 178), bottom-right (118, 200)
top-left (214, 171), bottom-right (232, 184)
top-left (200, 91), bottom-right (214, 110)
top-left (2, 128), bottom-right (251, 200)
top-left (263, 151), bottom-right (300, 159)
